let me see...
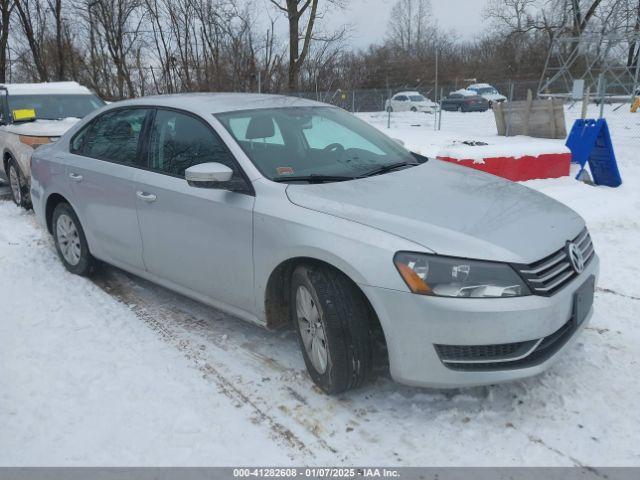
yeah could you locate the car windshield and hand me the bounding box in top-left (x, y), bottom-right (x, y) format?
top-left (8, 94), bottom-right (105, 121)
top-left (215, 106), bottom-right (418, 182)
top-left (409, 95), bottom-right (425, 101)
top-left (476, 87), bottom-right (498, 95)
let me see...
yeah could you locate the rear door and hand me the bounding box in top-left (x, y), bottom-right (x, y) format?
top-left (65, 108), bottom-right (151, 270)
top-left (134, 108), bottom-right (256, 313)
top-left (392, 95), bottom-right (409, 111)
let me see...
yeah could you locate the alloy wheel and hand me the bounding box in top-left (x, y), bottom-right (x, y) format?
top-left (56, 214), bottom-right (82, 266)
top-left (296, 285), bottom-right (328, 374)
top-left (9, 165), bottom-right (22, 205)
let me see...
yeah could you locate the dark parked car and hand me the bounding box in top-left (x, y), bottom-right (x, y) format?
top-left (440, 93), bottom-right (490, 112)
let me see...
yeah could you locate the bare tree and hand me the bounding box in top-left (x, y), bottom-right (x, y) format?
top-left (269, 0), bottom-right (343, 91)
top-left (47, 0), bottom-right (65, 80)
top-left (13, 0), bottom-right (50, 81)
top-left (89, 0), bottom-right (144, 98)
top-left (627, 0), bottom-right (640, 70)
top-left (0, 0), bottom-right (13, 82)
top-left (387, 0), bottom-right (433, 54)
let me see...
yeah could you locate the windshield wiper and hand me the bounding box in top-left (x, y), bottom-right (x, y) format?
top-left (358, 161), bottom-right (418, 178)
top-left (272, 174), bottom-right (357, 184)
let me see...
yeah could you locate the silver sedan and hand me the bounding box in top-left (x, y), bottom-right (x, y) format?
top-left (30, 93), bottom-right (598, 394)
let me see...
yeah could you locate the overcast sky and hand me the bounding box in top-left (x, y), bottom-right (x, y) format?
top-left (323, 0), bottom-right (491, 49)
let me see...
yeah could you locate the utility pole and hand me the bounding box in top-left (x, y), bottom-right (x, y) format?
top-left (434, 48), bottom-right (439, 132)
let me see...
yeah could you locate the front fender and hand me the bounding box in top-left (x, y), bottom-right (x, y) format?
top-left (252, 182), bottom-right (430, 322)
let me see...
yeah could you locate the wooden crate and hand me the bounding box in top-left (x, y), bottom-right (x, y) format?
top-left (493, 92), bottom-right (567, 139)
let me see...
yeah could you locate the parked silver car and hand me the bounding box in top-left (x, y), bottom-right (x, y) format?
top-left (30, 94), bottom-right (598, 394)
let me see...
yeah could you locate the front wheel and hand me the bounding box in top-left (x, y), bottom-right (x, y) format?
top-left (7, 158), bottom-right (31, 209)
top-left (52, 203), bottom-right (96, 276)
top-left (291, 264), bottom-right (374, 394)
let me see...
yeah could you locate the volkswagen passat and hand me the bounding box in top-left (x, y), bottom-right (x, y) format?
top-left (30, 94), bottom-right (598, 394)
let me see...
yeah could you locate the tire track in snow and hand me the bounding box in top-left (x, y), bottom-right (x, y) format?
top-left (92, 267), bottom-right (344, 461)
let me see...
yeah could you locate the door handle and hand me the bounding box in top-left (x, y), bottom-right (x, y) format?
top-left (136, 191), bottom-right (157, 202)
top-left (69, 173), bottom-right (83, 182)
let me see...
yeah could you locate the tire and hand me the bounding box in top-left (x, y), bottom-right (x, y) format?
top-left (291, 264), bottom-right (373, 394)
top-left (52, 202), bottom-right (95, 276)
top-left (410, 107), bottom-right (417, 112)
top-left (7, 158), bottom-right (31, 209)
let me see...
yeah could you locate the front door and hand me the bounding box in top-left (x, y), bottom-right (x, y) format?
top-left (65, 108), bottom-right (151, 270)
top-left (134, 108), bottom-right (256, 314)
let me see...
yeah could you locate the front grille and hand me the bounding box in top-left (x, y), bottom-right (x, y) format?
top-left (515, 228), bottom-right (595, 296)
top-left (439, 318), bottom-right (576, 372)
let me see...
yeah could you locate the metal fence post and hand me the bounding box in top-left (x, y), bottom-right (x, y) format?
top-left (598, 74), bottom-right (606, 119)
top-left (438, 87), bottom-right (444, 131)
top-left (505, 81), bottom-right (515, 137)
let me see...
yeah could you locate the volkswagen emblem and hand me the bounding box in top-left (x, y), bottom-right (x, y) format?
top-left (567, 242), bottom-right (585, 274)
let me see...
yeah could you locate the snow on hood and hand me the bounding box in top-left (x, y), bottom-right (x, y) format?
top-left (2, 117), bottom-right (81, 137)
top-left (480, 93), bottom-right (507, 101)
top-left (285, 161), bottom-right (584, 264)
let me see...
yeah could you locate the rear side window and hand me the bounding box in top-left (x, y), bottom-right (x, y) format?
top-left (147, 109), bottom-right (237, 177)
top-left (394, 95), bottom-right (408, 101)
top-left (72, 108), bottom-right (149, 164)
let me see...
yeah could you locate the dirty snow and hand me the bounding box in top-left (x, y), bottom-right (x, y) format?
top-left (1, 104), bottom-right (639, 466)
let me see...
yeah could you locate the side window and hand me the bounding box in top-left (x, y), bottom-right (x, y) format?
top-left (148, 109), bottom-right (237, 177)
top-left (0, 96), bottom-right (7, 124)
top-left (70, 125), bottom-right (90, 153)
top-left (75, 109), bottom-right (149, 164)
top-left (395, 95), bottom-right (408, 101)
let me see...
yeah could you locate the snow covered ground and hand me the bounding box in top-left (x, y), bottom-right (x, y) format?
top-left (1, 105), bottom-right (639, 466)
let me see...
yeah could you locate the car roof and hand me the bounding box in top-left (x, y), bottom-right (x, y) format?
top-left (450, 89), bottom-right (477, 97)
top-left (107, 93), bottom-right (328, 114)
top-left (0, 81), bottom-right (93, 95)
top-left (394, 91), bottom-right (421, 96)
top-left (467, 83), bottom-right (493, 89)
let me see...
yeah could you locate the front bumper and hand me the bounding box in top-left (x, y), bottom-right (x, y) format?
top-left (361, 254), bottom-right (599, 388)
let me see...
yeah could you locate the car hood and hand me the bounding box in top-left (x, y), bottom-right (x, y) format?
top-left (285, 160), bottom-right (584, 264)
top-left (3, 118), bottom-right (80, 137)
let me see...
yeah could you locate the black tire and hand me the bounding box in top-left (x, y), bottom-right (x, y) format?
top-left (410, 106), bottom-right (417, 112)
top-left (290, 264), bottom-right (373, 394)
top-left (52, 202), bottom-right (96, 276)
top-left (7, 157), bottom-right (32, 209)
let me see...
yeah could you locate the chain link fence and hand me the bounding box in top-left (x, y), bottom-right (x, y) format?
top-left (293, 79), bottom-right (639, 140)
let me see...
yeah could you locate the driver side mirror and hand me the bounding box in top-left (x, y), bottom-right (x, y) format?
top-left (185, 162), bottom-right (233, 188)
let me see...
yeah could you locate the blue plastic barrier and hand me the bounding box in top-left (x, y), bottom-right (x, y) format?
top-left (565, 119), bottom-right (622, 187)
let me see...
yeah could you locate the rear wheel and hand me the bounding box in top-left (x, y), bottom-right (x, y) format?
top-left (7, 158), bottom-right (31, 209)
top-left (52, 203), bottom-right (96, 276)
top-left (410, 106), bottom-right (417, 112)
top-left (291, 264), bottom-right (374, 394)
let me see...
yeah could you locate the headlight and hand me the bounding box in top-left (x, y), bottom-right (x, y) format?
top-left (18, 135), bottom-right (52, 149)
top-left (394, 252), bottom-right (531, 298)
